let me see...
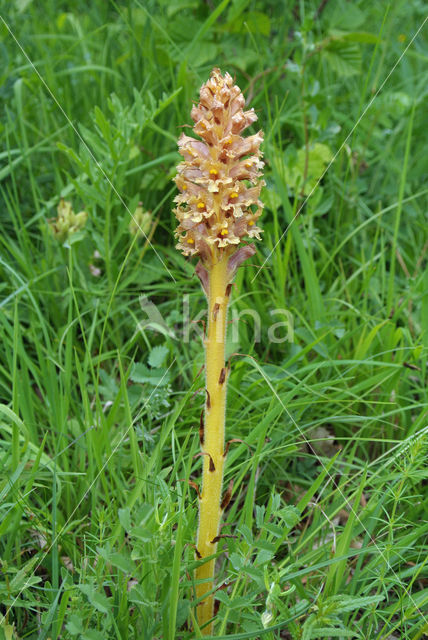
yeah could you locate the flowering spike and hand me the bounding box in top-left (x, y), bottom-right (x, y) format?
top-left (173, 68), bottom-right (264, 269)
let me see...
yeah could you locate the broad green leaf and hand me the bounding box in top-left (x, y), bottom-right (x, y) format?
top-left (65, 614), bottom-right (84, 635)
top-left (322, 40), bottom-right (361, 77)
top-left (148, 345), bottom-right (169, 368)
top-left (130, 362), bottom-right (170, 386)
top-left (279, 143), bottom-right (333, 196)
top-left (79, 584), bottom-right (111, 614)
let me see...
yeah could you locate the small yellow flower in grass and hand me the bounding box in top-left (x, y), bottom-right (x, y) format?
top-left (128, 202), bottom-right (152, 239)
top-left (49, 198), bottom-right (87, 242)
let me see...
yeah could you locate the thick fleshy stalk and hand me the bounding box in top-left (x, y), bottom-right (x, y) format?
top-left (195, 254), bottom-right (230, 630)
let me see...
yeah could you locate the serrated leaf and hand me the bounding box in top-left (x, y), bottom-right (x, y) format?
top-left (230, 552), bottom-right (244, 571)
top-left (130, 362), bottom-right (170, 386)
top-left (323, 40), bottom-right (361, 77)
top-left (276, 505), bottom-right (300, 529)
top-left (237, 523), bottom-right (253, 545)
top-left (255, 539), bottom-right (276, 552)
top-left (148, 345), bottom-right (169, 368)
top-left (262, 522), bottom-right (284, 538)
top-left (255, 548), bottom-right (274, 565)
top-left (215, 590), bottom-right (230, 605)
top-left (130, 362), bottom-right (151, 382)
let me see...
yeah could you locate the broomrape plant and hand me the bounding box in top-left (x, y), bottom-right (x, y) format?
top-left (173, 68), bottom-right (264, 634)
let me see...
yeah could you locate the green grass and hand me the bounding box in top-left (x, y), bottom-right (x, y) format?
top-left (0, 0), bottom-right (427, 638)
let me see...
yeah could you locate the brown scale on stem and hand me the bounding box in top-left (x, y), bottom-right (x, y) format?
top-left (194, 452), bottom-right (216, 472)
top-left (218, 367), bottom-right (226, 384)
top-left (185, 480), bottom-right (201, 498)
top-left (199, 410), bottom-right (205, 445)
top-left (223, 438), bottom-right (249, 457)
top-left (211, 534), bottom-right (237, 544)
top-left (220, 479), bottom-right (234, 510)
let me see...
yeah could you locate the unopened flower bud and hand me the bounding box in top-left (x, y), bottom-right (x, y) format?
top-left (49, 198), bottom-right (87, 242)
top-left (129, 203), bottom-right (152, 238)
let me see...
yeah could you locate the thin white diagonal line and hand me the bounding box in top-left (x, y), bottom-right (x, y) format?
top-left (0, 359), bottom-right (175, 625)
top-left (251, 358), bottom-right (427, 624)
top-left (252, 14), bottom-right (428, 283)
top-left (0, 14), bottom-right (176, 283)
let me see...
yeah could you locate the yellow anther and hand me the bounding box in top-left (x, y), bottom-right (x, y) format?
top-left (245, 162), bottom-right (252, 168)
top-left (209, 169), bottom-right (218, 176)
top-left (230, 192), bottom-right (238, 199)
top-left (182, 184), bottom-right (187, 190)
top-left (197, 202), bottom-right (205, 209)
top-left (220, 228), bottom-right (228, 236)
top-left (248, 220), bottom-right (255, 226)
top-left (187, 237), bottom-right (195, 244)
top-left (224, 138), bottom-right (232, 145)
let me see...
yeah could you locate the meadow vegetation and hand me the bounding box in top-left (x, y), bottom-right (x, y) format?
top-left (0, 1), bottom-right (427, 638)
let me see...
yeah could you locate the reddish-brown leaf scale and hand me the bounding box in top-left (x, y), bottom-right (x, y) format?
top-left (218, 367), bottom-right (226, 384)
top-left (188, 480), bottom-right (201, 498)
top-left (210, 534), bottom-right (236, 544)
top-left (199, 410), bottom-right (204, 445)
top-left (220, 479), bottom-right (234, 510)
top-left (209, 455), bottom-right (216, 472)
top-left (195, 451), bottom-right (216, 472)
top-left (223, 438), bottom-right (248, 457)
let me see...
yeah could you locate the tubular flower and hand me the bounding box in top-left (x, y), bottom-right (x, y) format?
top-left (174, 68), bottom-right (264, 276)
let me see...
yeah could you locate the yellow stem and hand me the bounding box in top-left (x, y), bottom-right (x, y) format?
top-left (196, 254), bottom-right (230, 634)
